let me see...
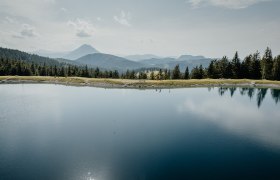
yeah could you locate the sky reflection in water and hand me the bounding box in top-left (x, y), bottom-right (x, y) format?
top-left (0, 84), bottom-right (280, 180)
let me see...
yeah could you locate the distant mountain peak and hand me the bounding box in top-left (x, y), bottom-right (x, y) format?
top-left (79, 44), bottom-right (94, 49)
top-left (72, 44), bottom-right (99, 54)
top-left (63, 44), bottom-right (99, 60)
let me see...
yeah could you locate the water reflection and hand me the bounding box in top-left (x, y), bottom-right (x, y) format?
top-left (1, 84), bottom-right (280, 180)
top-left (178, 87), bottom-right (280, 149)
top-left (213, 87), bottom-right (280, 107)
top-left (271, 89), bottom-right (280, 103)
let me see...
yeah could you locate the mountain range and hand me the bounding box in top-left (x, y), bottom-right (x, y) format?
top-left (33, 44), bottom-right (99, 60)
top-left (3, 44), bottom-right (213, 72)
top-left (76, 53), bottom-right (143, 72)
top-left (125, 54), bottom-right (162, 61)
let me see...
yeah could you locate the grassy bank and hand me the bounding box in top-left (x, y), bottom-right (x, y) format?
top-left (1, 76), bottom-right (280, 89)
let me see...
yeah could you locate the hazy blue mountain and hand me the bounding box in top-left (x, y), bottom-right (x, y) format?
top-left (3, 46), bottom-right (212, 72)
top-left (178, 55), bottom-right (206, 61)
top-left (139, 55), bottom-right (212, 71)
top-left (76, 53), bottom-right (144, 71)
top-left (125, 54), bottom-right (162, 61)
top-left (32, 44), bottom-right (99, 60)
top-left (139, 58), bottom-right (176, 65)
top-left (159, 59), bottom-right (212, 71)
top-left (1, 47), bottom-right (63, 66)
top-left (64, 44), bottom-right (99, 60)
top-left (55, 58), bottom-right (83, 66)
top-left (177, 55), bottom-right (212, 70)
top-left (0, 47), bottom-right (84, 67)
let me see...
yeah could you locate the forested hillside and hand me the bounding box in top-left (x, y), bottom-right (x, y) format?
top-left (0, 47), bottom-right (280, 81)
top-left (0, 47), bottom-right (64, 66)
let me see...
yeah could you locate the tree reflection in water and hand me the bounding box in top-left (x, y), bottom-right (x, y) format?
top-left (214, 87), bottom-right (280, 108)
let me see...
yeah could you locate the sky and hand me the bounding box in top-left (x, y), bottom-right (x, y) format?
top-left (0, 0), bottom-right (279, 58)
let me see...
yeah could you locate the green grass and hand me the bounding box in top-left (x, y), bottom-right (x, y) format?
top-left (1, 76), bottom-right (280, 88)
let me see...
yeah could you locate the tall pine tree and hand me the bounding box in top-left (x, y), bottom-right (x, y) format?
top-left (251, 52), bottom-right (262, 80)
top-left (262, 47), bottom-right (274, 80)
top-left (184, 67), bottom-right (190, 79)
top-left (272, 55), bottom-right (280, 80)
top-left (172, 65), bottom-right (181, 79)
top-left (232, 52), bottom-right (241, 79)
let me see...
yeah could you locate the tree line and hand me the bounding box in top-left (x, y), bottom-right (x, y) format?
top-left (176, 47), bottom-right (280, 81)
top-left (0, 58), bottom-right (121, 78)
top-left (1, 47), bottom-right (280, 81)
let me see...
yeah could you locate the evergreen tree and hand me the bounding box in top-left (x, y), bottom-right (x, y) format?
top-left (138, 72), bottom-right (147, 79)
top-left (262, 47), bottom-right (274, 80)
top-left (232, 52), bottom-right (241, 79)
top-left (225, 62), bottom-right (233, 79)
top-left (85, 65), bottom-right (90, 77)
top-left (163, 69), bottom-right (168, 80)
top-left (125, 70), bottom-right (130, 79)
top-left (166, 70), bottom-right (171, 80)
top-left (95, 67), bottom-right (100, 78)
top-left (241, 55), bottom-right (252, 79)
top-left (41, 63), bottom-right (47, 76)
top-left (184, 67), bottom-right (189, 79)
top-left (191, 66), bottom-right (199, 79)
top-left (16, 62), bottom-right (22, 75)
top-left (150, 71), bottom-right (155, 80)
top-left (172, 64), bottom-right (181, 79)
top-left (220, 56), bottom-right (230, 78)
top-left (60, 66), bottom-right (67, 77)
top-left (67, 66), bottom-right (72, 76)
top-left (273, 55), bottom-right (280, 80)
top-left (199, 65), bottom-right (205, 79)
top-left (130, 70), bottom-right (136, 79)
top-left (158, 69), bottom-right (163, 80)
top-left (207, 61), bottom-right (215, 78)
top-left (191, 66), bottom-right (204, 79)
top-left (113, 70), bottom-right (119, 79)
top-left (251, 52), bottom-right (262, 79)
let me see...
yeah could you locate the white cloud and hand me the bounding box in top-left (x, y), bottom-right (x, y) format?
top-left (4, 16), bottom-right (17, 24)
top-left (113, 11), bottom-right (131, 27)
top-left (10, 24), bottom-right (38, 39)
top-left (188, 0), bottom-right (204, 7)
top-left (20, 24), bottom-right (38, 38)
top-left (67, 18), bottom-right (94, 38)
top-left (76, 31), bottom-right (91, 38)
top-left (60, 7), bottom-right (67, 12)
top-left (188, 0), bottom-right (270, 9)
top-left (0, 0), bottom-right (279, 56)
top-left (12, 34), bottom-right (24, 39)
top-left (44, 0), bottom-right (56, 4)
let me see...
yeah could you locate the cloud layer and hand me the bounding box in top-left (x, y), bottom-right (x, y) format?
top-left (67, 19), bottom-right (94, 38)
top-left (113, 11), bottom-right (131, 27)
top-left (20, 24), bottom-right (38, 37)
top-left (188, 0), bottom-right (270, 9)
top-left (0, 0), bottom-right (278, 57)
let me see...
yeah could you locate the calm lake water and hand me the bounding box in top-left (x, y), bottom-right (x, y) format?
top-left (0, 84), bottom-right (280, 180)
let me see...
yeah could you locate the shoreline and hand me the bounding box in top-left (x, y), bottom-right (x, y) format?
top-left (1, 76), bottom-right (280, 89)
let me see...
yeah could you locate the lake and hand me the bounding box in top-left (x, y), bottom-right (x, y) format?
top-left (0, 84), bottom-right (280, 180)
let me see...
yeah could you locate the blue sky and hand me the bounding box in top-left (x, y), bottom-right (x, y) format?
top-left (0, 0), bottom-right (279, 58)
